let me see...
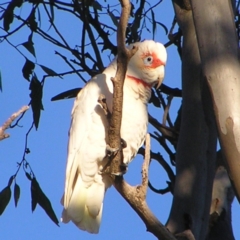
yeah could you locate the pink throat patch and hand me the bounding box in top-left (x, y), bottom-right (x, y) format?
top-left (127, 75), bottom-right (151, 88)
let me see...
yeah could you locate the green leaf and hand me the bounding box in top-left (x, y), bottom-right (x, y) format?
top-left (22, 33), bottom-right (36, 57)
top-left (149, 89), bottom-right (161, 108)
top-left (22, 58), bottom-right (35, 81)
top-left (108, 11), bottom-right (118, 27)
top-left (51, 88), bottom-right (81, 101)
top-left (29, 75), bottom-right (43, 129)
top-left (2, 0), bottom-right (23, 31)
top-left (40, 65), bottom-right (59, 77)
top-left (3, 6), bottom-right (14, 32)
top-left (0, 186), bottom-right (11, 215)
top-left (151, 9), bottom-right (156, 40)
top-left (28, 9), bottom-right (38, 32)
top-left (14, 183), bottom-right (20, 207)
top-left (0, 69), bottom-right (2, 92)
top-left (31, 178), bottom-right (59, 226)
top-left (49, 0), bottom-right (54, 29)
top-left (8, 176), bottom-right (14, 187)
top-left (92, 1), bottom-right (102, 11)
top-left (31, 179), bottom-right (37, 212)
top-left (25, 172), bottom-right (32, 181)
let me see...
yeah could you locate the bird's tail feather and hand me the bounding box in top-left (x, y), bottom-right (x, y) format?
top-left (61, 174), bottom-right (105, 234)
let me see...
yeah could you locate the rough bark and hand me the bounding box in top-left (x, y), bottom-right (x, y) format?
top-left (190, 0), bottom-right (240, 203)
top-left (207, 151), bottom-right (235, 240)
top-left (166, 1), bottom-right (217, 239)
top-left (108, 0), bottom-right (137, 175)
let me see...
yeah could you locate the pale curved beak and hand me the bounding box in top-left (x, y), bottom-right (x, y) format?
top-left (156, 77), bottom-right (163, 89)
top-left (155, 65), bottom-right (165, 89)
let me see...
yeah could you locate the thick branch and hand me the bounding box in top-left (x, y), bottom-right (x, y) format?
top-left (114, 134), bottom-right (177, 240)
top-left (108, 0), bottom-right (137, 175)
top-left (190, 0), bottom-right (240, 202)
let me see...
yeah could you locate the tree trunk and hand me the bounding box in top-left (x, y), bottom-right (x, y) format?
top-left (190, 0), bottom-right (240, 203)
top-left (166, 1), bottom-right (217, 239)
top-left (207, 151), bottom-right (235, 240)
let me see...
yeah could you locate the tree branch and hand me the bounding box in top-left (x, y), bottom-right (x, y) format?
top-left (108, 0), bottom-right (137, 175)
top-left (114, 134), bottom-right (177, 240)
top-left (0, 106), bottom-right (29, 141)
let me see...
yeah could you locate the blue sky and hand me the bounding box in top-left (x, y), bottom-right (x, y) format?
top-left (0, 1), bottom-right (239, 239)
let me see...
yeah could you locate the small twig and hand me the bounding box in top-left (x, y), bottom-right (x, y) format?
top-left (0, 106), bottom-right (29, 141)
top-left (13, 122), bottom-right (35, 179)
top-left (163, 95), bottom-right (174, 127)
top-left (55, 51), bottom-right (86, 82)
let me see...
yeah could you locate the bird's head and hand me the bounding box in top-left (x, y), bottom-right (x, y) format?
top-left (127, 40), bottom-right (167, 89)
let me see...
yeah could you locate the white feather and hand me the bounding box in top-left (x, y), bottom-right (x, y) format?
top-left (61, 40), bottom-right (167, 233)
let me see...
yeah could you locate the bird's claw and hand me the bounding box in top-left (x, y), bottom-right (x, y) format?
top-left (106, 144), bottom-right (119, 157)
top-left (111, 163), bottom-right (128, 176)
top-left (121, 138), bottom-right (127, 148)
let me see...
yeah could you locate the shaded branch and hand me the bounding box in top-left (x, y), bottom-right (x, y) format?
top-left (159, 83), bottom-right (182, 97)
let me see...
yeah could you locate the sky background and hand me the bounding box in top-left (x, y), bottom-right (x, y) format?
top-left (0, 1), bottom-right (239, 240)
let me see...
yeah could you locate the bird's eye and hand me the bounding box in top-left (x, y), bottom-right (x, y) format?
top-left (143, 56), bottom-right (153, 65)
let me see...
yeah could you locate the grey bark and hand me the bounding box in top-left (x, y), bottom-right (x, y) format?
top-left (190, 0), bottom-right (240, 203)
top-left (166, 1), bottom-right (217, 239)
top-left (206, 151), bottom-right (235, 240)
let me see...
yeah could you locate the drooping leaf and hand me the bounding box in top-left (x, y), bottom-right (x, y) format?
top-left (0, 69), bottom-right (2, 92)
top-left (14, 0), bottom-right (23, 7)
top-left (2, 0), bottom-right (23, 31)
top-left (108, 11), bottom-right (118, 27)
top-left (25, 172), bottom-right (32, 181)
top-left (91, 1), bottom-right (102, 11)
top-left (149, 89), bottom-right (161, 108)
top-left (51, 88), bottom-right (81, 101)
top-left (14, 183), bottom-right (20, 207)
top-left (151, 9), bottom-right (156, 40)
top-left (0, 186), bottom-right (11, 215)
top-left (29, 75), bottom-right (43, 129)
top-left (8, 175), bottom-right (14, 187)
top-left (49, 0), bottom-right (55, 29)
top-left (27, 9), bottom-right (38, 32)
top-left (40, 65), bottom-right (60, 77)
top-left (31, 178), bottom-right (59, 226)
top-left (22, 33), bottom-right (36, 57)
top-left (3, 6), bottom-right (14, 32)
top-left (31, 179), bottom-right (37, 212)
top-left (22, 58), bottom-right (35, 81)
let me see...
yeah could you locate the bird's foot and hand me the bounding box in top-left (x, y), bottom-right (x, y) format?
top-left (121, 138), bottom-right (127, 149)
top-left (106, 144), bottom-right (119, 157)
top-left (111, 163), bottom-right (128, 176)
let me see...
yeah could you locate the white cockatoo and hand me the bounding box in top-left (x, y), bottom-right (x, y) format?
top-left (61, 40), bottom-right (167, 233)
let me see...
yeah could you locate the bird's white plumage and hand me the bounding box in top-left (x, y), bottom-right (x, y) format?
top-left (61, 40), bottom-right (167, 233)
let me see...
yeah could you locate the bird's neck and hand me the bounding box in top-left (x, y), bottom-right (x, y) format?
top-left (126, 75), bottom-right (151, 89)
top-left (125, 74), bottom-right (151, 103)
top-left (104, 59), bottom-right (152, 103)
